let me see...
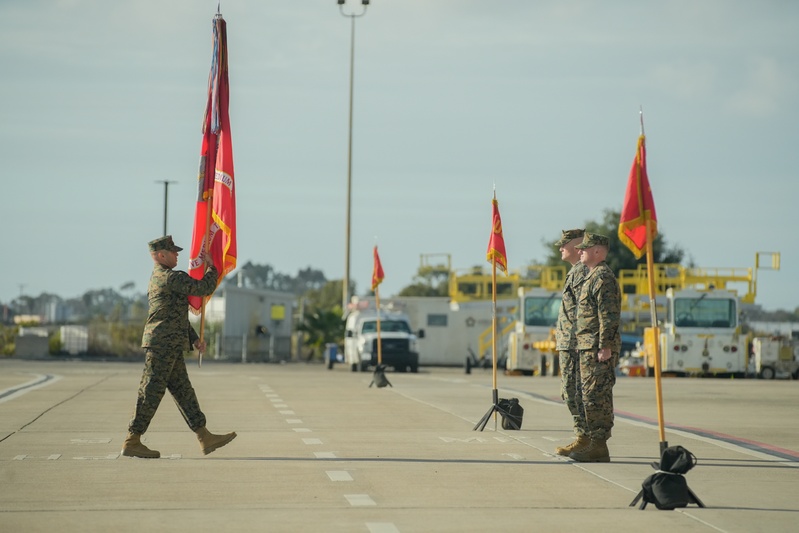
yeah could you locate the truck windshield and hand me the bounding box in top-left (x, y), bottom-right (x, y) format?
top-left (673, 297), bottom-right (736, 328)
top-left (361, 320), bottom-right (411, 334)
top-left (524, 295), bottom-right (560, 327)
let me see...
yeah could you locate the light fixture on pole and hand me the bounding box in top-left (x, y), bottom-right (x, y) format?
top-left (337, 0), bottom-right (369, 312)
top-left (155, 180), bottom-right (177, 236)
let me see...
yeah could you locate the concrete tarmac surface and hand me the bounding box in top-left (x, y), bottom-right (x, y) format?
top-left (1, 358), bottom-right (798, 533)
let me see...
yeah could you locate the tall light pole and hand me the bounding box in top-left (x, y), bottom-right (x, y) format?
top-left (155, 180), bottom-right (177, 236)
top-left (338, 0), bottom-right (369, 312)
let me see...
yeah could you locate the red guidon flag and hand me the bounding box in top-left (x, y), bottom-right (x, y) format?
top-left (486, 196), bottom-right (508, 275)
top-left (618, 134), bottom-right (657, 259)
top-left (371, 246), bottom-right (385, 291)
top-left (189, 15), bottom-right (237, 314)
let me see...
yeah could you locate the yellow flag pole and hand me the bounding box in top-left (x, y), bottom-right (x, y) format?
top-left (645, 216), bottom-right (667, 450)
top-left (198, 190), bottom-right (213, 368)
top-left (491, 257), bottom-right (499, 429)
top-left (375, 285), bottom-right (382, 365)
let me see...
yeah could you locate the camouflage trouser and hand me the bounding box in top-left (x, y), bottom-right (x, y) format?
top-left (559, 350), bottom-right (587, 437)
top-left (579, 350), bottom-right (619, 441)
top-left (128, 349), bottom-right (206, 435)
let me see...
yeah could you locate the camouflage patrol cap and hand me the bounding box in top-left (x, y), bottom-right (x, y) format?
top-left (575, 232), bottom-right (610, 249)
top-left (555, 228), bottom-right (585, 247)
top-left (148, 235), bottom-right (183, 253)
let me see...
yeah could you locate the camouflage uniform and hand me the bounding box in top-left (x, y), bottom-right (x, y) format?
top-left (575, 260), bottom-right (621, 441)
top-left (128, 238), bottom-right (218, 435)
top-left (556, 260), bottom-right (589, 437)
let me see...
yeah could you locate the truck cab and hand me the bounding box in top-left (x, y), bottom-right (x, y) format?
top-left (644, 288), bottom-right (747, 376)
top-left (344, 310), bottom-right (423, 373)
top-left (506, 288), bottom-right (560, 375)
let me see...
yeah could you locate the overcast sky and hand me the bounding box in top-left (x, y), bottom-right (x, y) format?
top-left (2, 0), bottom-right (797, 311)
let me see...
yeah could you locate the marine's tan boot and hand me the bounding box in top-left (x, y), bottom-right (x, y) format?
top-left (569, 438), bottom-right (610, 463)
top-left (196, 427), bottom-right (237, 455)
top-left (121, 433), bottom-right (160, 459)
top-left (555, 435), bottom-right (590, 456)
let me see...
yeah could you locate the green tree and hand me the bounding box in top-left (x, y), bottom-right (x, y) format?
top-left (399, 263), bottom-right (449, 297)
top-left (296, 308), bottom-right (344, 361)
top-left (542, 209), bottom-right (687, 274)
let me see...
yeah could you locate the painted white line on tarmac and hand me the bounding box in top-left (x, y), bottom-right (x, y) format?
top-left (0, 374), bottom-right (62, 404)
top-left (286, 419), bottom-right (303, 424)
top-left (345, 494), bottom-right (376, 506)
top-left (302, 438), bottom-right (322, 445)
top-left (279, 410), bottom-right (295, 415)
top-left (314, 452), bottom-right (336, 458)
top-left (326, 470), bottom-right (353, 481)
top-left (293, 428), bottom-right (312, 433)
top-left (367, 523), bottom-right (400, 533)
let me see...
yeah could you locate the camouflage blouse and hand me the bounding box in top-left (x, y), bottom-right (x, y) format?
top-left (575, 261), bottom-right (621, 353)
top-left (556, 262), bottom-right (588, 351)
top-left (141, 264), bottom-right (218, 353)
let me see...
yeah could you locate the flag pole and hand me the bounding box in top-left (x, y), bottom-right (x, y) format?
top-left (375, 284), bottom-right (382, 366)
top-left (491, 256), bottom-right (499, 430)
top-left (197, 192), bottom-right (213, 368)
top-left (639, 108), bottom-right (667, 451)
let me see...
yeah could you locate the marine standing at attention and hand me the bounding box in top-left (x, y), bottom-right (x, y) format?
top-left (121, 235), bottom-right (237, 459)
top-left (570, 232), bottom-right (621, 463)
top-left (553, 229), bottom-right (590, 457)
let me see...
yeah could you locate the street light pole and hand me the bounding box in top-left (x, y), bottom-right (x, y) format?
top-left (155, 180), bottom-right (177, 236)
top-left (338, 0), bottom-right (369, 313)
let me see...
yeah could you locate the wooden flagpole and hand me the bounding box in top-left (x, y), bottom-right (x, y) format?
top-left (491, 256), bottom-right (499, 429)
top-left (198, 191), bottom-right (213, 368)
top-left (375, 285), bottom-right (382, 365)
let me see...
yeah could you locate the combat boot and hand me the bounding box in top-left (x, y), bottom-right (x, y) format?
top-left (569, 438), bottom-right (610, 463)
top-left (195, 427), bottom-right (237, 455)
top-left (121, 433), bottom-right (160, 459)
top-left (555, 435), bottom-right (590, 456)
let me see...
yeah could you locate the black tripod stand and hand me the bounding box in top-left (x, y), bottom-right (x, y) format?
top-left (473, 389), bottom-right (520, 431)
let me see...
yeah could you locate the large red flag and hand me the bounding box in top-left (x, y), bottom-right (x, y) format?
top-left (618, 134), bottom-right (657, 259)
top-left (189, 15), bottom-right (237, 314)
top-left (486, 197), bottom-right (508, 275)
top-left (371, 246), bottom-right (385, 291)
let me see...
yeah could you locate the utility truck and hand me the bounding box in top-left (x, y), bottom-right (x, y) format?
top-left (344, 308), bottom-right (423, 373)
top-left (751, 335), bottom-right (799, 380)
top-left (643, 288), bottom-right (747, 377)
top-left (506, 288), bottom-right (560, 375)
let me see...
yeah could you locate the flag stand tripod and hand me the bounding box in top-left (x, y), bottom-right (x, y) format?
top-left (473, 389), bottom-right (519, 431)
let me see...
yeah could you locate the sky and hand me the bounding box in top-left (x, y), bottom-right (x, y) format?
top-left (2, 0), bottom-right (797, 312)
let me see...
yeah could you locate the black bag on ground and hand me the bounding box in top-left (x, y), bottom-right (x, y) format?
top-left (497, 398), bottom-right (523, 430)
top-left (637, 446), bottom-right (698, 510)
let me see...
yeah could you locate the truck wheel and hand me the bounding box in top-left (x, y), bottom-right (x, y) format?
top-left (360, 361), bottom-right (369, 372)
top-left (351, 363), bottom-right (357, 372)
top-left (760, 366), bottom-right (776, 380)
top-left (411, 363), bottom-right (419, 373)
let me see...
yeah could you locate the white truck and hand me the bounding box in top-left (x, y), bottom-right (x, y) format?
top-left (344, 309), bottom-right (423, 373)
top-left (643, 288), bottom-right (747, 377)
top-left (751, 336), bottom-right (799, 380)
top-left (506, 288), bottom-right (560, 375)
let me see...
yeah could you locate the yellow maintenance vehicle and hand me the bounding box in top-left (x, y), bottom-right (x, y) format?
top-left (452, 252), bottom-right (779, 377)
top-left (629, 252), bottom-right (781, 377)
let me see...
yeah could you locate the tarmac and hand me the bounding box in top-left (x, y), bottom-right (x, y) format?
top-left (1, 357), bottom-right (798, 533)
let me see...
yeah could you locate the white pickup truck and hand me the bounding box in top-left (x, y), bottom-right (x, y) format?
top-left (344, 309), bottom-right (423, 373)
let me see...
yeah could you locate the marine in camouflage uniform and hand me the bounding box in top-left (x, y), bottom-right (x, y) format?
top-left (553, 229), bottom-right (590, 456)
top-left (571, 232), bottom-right (621, 462)
top-left (122, 235), bottom-right (236, 459)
